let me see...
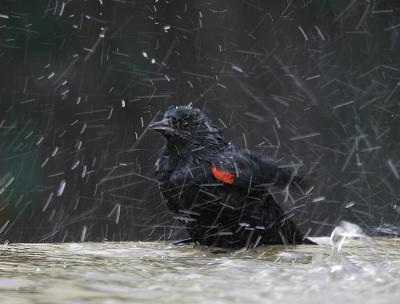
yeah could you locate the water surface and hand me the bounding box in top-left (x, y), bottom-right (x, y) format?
top-left (0, 238), bottom-right (399, 304)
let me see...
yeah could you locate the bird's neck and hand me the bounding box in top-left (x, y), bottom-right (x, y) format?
top-left (176, 141), bottom-right (224, 160)
top-left (161, 138), bottom-right (226, 168)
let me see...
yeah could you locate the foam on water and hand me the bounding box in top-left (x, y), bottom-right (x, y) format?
top-left (0, 233), bottom-right (399, 304)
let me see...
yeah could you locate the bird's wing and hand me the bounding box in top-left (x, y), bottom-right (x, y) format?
top-left (210, 147), bottom-right (307, 192)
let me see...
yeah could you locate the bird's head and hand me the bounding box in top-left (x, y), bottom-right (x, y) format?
top-left (149, 106), bottom-right (224, 156)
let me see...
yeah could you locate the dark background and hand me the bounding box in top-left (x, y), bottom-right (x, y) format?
top-left (0, 0), bottom-right (399, 242)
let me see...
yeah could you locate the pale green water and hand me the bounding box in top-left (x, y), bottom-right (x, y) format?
top-left (0, 238), bottom-right (399, 304)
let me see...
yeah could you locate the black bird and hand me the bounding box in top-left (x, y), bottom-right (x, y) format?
top-left (149, 105), bottom-right (313, 249)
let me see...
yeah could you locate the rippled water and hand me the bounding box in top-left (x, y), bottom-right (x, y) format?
top-left (0, 238), bottom-right (399, 304)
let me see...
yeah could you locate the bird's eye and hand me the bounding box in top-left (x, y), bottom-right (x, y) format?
top-left (178, 120), bottom-right (189, 130)
top-left (182, 121), bottom-right (189, 129)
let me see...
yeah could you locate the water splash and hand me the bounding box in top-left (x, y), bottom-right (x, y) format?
top-left (330, 221), bottom-right (370, 253)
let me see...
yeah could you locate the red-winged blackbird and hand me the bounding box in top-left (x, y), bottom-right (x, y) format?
top-left (150, 106), bottom-right (313, 249)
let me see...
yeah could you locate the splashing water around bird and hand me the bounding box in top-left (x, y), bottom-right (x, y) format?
top-left (1, 236), bottom-right (400, 304)
top-left (330, 221), bottom-right (370, 254)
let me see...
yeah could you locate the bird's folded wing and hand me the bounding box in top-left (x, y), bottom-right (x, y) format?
top-left (211, 149), bottom-right (306, 191)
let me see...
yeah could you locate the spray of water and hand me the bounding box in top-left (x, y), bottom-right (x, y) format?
top-left (330, 221), bottom-right (370, 254)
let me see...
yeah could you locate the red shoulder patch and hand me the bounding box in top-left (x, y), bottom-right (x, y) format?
top-left (210, 164), bottom-right (234, 184)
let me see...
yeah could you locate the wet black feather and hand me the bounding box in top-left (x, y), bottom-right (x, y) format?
top-left (152, 106), bottom-right (313, 249)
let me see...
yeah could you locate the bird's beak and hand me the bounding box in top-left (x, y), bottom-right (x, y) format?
top-left (148, 119), bottom-right (176, 136)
